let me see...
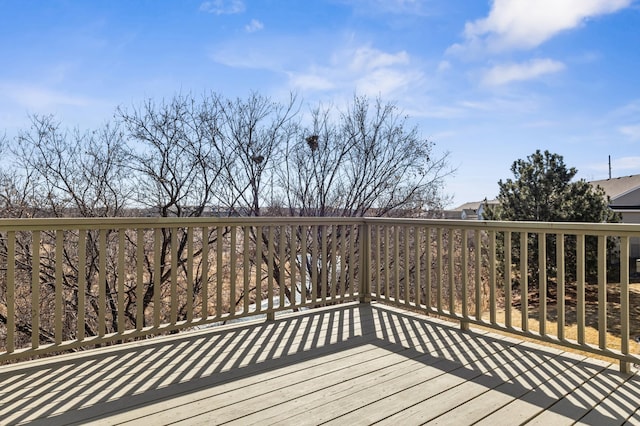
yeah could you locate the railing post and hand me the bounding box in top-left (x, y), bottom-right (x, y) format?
top-left (620, 360), bottom-right (631, 374)
top-left (359, 221), bottom-right (371, 304)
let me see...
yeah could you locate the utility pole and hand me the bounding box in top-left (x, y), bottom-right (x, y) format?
top-left (608, 155), bottom-right (612, 179)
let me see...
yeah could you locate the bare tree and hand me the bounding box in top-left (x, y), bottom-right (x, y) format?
top-left (279, 96), bottom-right (451, 217)
top-left (13, 114), bottom-right (132, 218)
top-left (117, 94), bottom-right (225, 217)
top-left (210, 92), bottom-right (299, 216)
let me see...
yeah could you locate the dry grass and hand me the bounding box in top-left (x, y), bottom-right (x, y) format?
top-left (486, 283), bottom-right (640, 363)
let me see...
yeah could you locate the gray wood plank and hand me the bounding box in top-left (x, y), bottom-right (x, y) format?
top-left (1, 302), bottom-right (639, 426)
top-left (575, 370), bottom-right (640, 425)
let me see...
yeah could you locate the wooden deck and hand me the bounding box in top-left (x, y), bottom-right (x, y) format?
top-left (1, 302), bottom-right (639, 425)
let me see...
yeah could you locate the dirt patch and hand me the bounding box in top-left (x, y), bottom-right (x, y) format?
top-left (494, 282), bottom-right (640, 359)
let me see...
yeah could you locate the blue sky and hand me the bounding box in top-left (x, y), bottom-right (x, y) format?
top-left (1, 0), bottom-right (640, 207)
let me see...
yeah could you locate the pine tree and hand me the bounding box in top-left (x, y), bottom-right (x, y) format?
top-left (485, 150), bottom-right (619, 291)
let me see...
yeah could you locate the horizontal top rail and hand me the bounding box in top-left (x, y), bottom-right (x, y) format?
top-left (0, 216), bottom-right (367, 230)
top-left (363, 217), bottom-right (640, 235)
top-left (3, 215), bottom-right (640, 234)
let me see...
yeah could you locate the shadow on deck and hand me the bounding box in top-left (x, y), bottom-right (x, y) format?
top-left (1, 302), bottom-right (639, 425)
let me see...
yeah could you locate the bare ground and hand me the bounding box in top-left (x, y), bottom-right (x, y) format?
top-left (494, 282), bottom-right (640, 360)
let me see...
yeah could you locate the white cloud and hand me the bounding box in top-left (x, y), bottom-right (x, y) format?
top-left (199, 0), bottom-right (245, 15)
top-left (211, 41), bottom-right (286, 71)
top-left (355, 68), bottom-right (423, 96)
top-left (588, 156), bottom-right (640, 173)
top-left (437, 60), bottom-right (451, 72)
top-left (288, 73), bottom-right (335, 91)
top-left (348, 47), bottom-right (409, 72)
top-left (482, 58), bottom-right (565, 86)
top-left (0, 82), bottom-right (91, 110)
top-left (289, 45), bottom-right (423, 97)
top-left (452, 0), bottom-right (632, 54)
top-left (612, 156), bottom-right (640, 170)
top-left (619, 124), bottom-right (640, 141)
top-left (245, 19), bottom-right (264, 33)
top-left (341, 0), bottom-right (433, 16)
top-left (211, 36), bottom-right (424, 98)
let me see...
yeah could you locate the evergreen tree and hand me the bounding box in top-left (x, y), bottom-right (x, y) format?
top-left (488, 150), bottom-right (615, 223)
top-left (485, 150), bottom-right (618, 289)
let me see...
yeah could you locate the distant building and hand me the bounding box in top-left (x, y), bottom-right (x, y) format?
top-left (590, 174), bottom-right (640, 258)
top-left (443, 199), bottom-right (499, 220)
top-left (590, 174), bottom-right (640, 223)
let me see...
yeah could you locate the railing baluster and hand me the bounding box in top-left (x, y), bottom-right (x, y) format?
top-left (330, 225), bottom-right (337, 301)
top-left (384, 226), bottom-right (390, 302)
top-left (321, 225), bottom-right (328, 303)
top-left (504, 231), bottom-right (512, 328)
top-left (301, 225), bottom-right (307, 303)
top-left (153, 228), bottom-right (161, 328)
top-left (186, 227), bottom-right (194, 323)
top-left (201, 226), bottom-right (209, 320)
top-left (405, 226), bottom-right (410, 306)
top-left (348, 225), bottom-right (356, 298)
top-left (135, 229), bottom-right (144, 331)
top-left (170, 228), bottom-right (178, 325)
top-left (436, 228), bottom-right (443, 314)
top-left (359, 222), bottom-right (371, 303)
top-left (340, 225), bottom-right (347, 300)
top-left (255, 225), bottom-right (263, 312)
top-left (7, 231), bottom-right (15, 353)
top-left (267, 226), bottom-right (275, 319)
top-left (521, 231), bottom-right (528, 333)
top-left (31, 231), bottom-right (40, 350)
top-left (98, 229), bottom-right (107, 337)
top-left (243, 226), bottom-right (250, 315)
top-left (279, 225), bottom-right (286, 307)
top-left (448, 228), bottom-right (454, 314)
top-left (461, 229), bottom-right (468, 329)
top-left (230, 226), bottom-right (237, 315)
top-left (426, 227), bottom-right (432, 312)
top-left (78, 230), bottom-right (87, 340)
top-left (118, 230), bottom-right (125, 335)
top-left (216, 226), bottom-right (223, 319)
top-left (55, 230), bottom-right (63, 345)
top-left (311, 225), bottom-right (318, 303)
top-left (474, 230), bottom-right (481, 321)
top-left (557, 233), bottom-right (565, 341)
top-left (370, 225), bottom-right (378, 298)
top-left (597, 235), bottom-right (607, 350)
top-left (290, 225), bottom-right (297, 308)
top-left (489, 230), bottom-right (496, 325)
top-left (394, 225), bottom-right (400, 302)
top-left (576, 234), bottom-right (585, 345)
top-left (539, 232), bottom-right (547, 336)
top-left (415, 226), bottom-right (422, 308)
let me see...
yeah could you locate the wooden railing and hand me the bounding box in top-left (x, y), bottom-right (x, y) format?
top-left (365, 218), bottom-right (640, 373)
top-left (1, 217), bottom-right (639, 372)
top-left (0, 217), bottom-right (362, 362)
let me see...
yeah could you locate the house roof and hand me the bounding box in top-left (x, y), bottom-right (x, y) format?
top-left (452, 199), bottom-right (498, 211)
top-left (589, 175), bottom-right (640, 201)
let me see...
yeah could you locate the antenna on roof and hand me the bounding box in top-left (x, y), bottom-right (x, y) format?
top-left (609, 155), bottom-right (612, 179)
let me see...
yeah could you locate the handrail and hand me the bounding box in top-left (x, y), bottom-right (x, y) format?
top-left (364, 218), bottom-right (640, 373)
top-left (0, 216), bottom-right (639, 372)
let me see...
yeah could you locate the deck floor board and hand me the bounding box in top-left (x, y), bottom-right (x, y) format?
top-left (1, 302), bottom-right (639, 425)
